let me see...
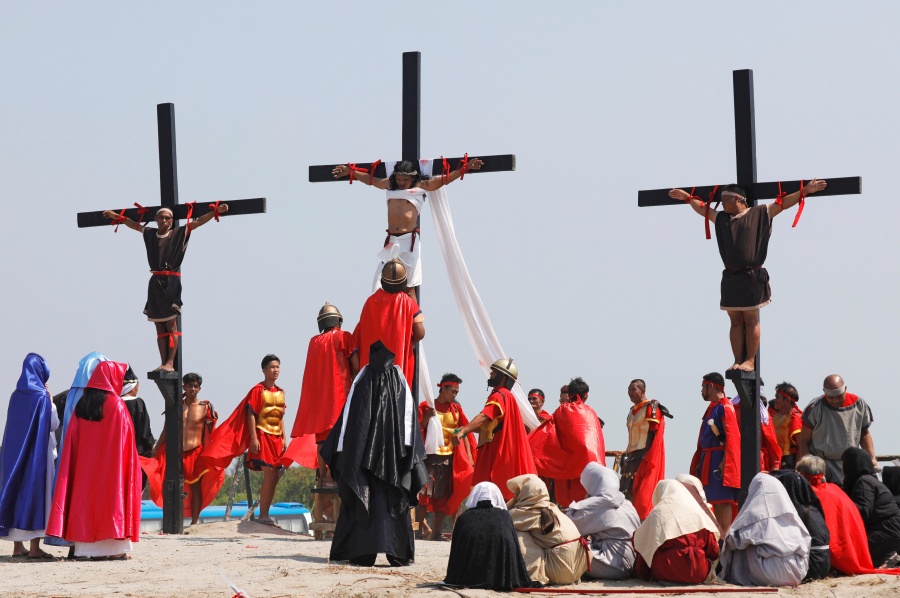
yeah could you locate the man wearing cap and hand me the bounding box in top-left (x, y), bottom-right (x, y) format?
top-left (120, 366), bottom-right (155, 490)
top-left (797, 374), bottom-right (875, 485)
top-left (332, 159), bottom-right (483, 292)
top-left (353, 260), bottom-right (425, 387)
top-left (668, 180), bottom-right (827, 372)
top-left (103, 204), bottom-right (229, 371)
top-left (452, 358), bottom-right (537, 501)
top-left (285, 304), bottom-right (359, 482)
top-left (769, 382), bottom-right (804, 470)
top-left (690, 372), bottom-right (741, 531)
top-left (416, 373), bottom-right (477, 540)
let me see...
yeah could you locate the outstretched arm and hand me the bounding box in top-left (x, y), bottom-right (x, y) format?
top-left (189, 203), bottom-right (229, 231)
top-left (768, 179), bottom-right (827, 218)
top-left (421, 158), bottom-right (484, 191)
top-left (102, 210), bottom-right (143, 232)
top-left (332, 164), bottom-right (390, 189)
top-left (668, 189), bottom-right (716, 223)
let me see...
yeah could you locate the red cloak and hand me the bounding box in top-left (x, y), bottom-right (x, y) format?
top-left (47, 362), bottom-right (141, 544)
top-left (284, 329), bottom-right (356, 469)
top-left (537, 410), bottom-right (552, 423)
top-left (631, 402), bottom-right (667, 520)
top-left (417, 401), bottom-right (478, 516)
top-left (734, 405), bottom-right (782, 472)
top-left (690, 398), bottom-right (741, 491)
top-left (198, 383), bottom-right (285, 473)
top-left (473, 387), bottom-right (537, 501)
top-left (529, 398), bottom-right (606, 480)
top-left (811, 479), bottom-right (900, 575)
top-left (353, 289), bottom-right (420, 387)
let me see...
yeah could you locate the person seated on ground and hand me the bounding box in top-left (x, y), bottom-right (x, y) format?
top-left (882, 466), bottom-right (900, 511)
top-left (771, 470), bottom-right (831, 580)
top-left (719, 473), bottom-right (811, 587)
top-left (566, 462), bottom-right (639, 580)
top-left (674, 474), bottom-right (723, 535)
top-left (842, 447), bottom-right (900, 568)
top-left (506, 474), bottom-right (590, 586)
top-left (444, 482), bottom-right (533, 591)
top-left (633, 479), bottom-right (720, 584)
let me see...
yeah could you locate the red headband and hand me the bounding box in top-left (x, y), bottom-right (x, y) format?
top-left (528, 393), bottom-right (543, 399)
top-left (437, 382), bottom-right (460, 388)
top-left (798, 471), bottom-right (825, 487)
top-left (776, 389), bottom-right (797, 402)
top-left (703, 380), bottom-right (724, 390)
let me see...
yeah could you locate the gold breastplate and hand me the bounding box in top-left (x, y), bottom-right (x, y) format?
top-left (256, 389), bottom-right (285, 435)
top-left (626, 401), bottom-right (655, 453)
top-left (182, 402), bottom-right (209, 451)
top-left (435, 406), bottom-right (460, 456)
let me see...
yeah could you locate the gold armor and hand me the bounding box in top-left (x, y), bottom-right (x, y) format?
top-left (477, 400), bottom-right (505, 447)
top-left (626, 400), bottom-right (659, 453)
top-left (490, 358), bottom-right (518, 381)
top-left (256, 389), bottom-right (285, 435)
top-left (182, 401), bottom-right (212, 452)
top-left (433, 405), bottom-right (460, 456)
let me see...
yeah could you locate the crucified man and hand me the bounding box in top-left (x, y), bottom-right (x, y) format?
top-left (331, 158), bottom-right (483, 295)
top-left (102, 204), bottom-right (228, 371)
top-left (668, 179), bottom-right (826, 371)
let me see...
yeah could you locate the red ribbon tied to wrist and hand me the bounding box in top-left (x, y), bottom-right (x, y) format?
top-left (458, 153), bottom-right (469, 180)
top-left (704, 185), bottom-right (720, 240)
top-left (368, 159), bottom-right (382, 182)
top-left (209, 200), bottom-right (221, 222)
top-left (134, 203), bottom-right (149, 229)
top-left (441, 156), bottom-right (451, 185)
top-left (185, 201), bottom-right (197, 234)
top-left (792, 179), bottom-right (806, 228)
top-left (774, 181), bottom-right (787, 207)
top-left (347, 163), bottom-right (368, 184)
top-left (111, 208), bottom-right (127, 233)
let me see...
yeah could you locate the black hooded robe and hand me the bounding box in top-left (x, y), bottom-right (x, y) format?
top-left (320, 342), bottom-right (427, 565)
top-left (842, 448), bottom-right (900, 567)
top-left (444, 500), bottom-right (533, 591)
top-left (772, 470), bottom-right (830, 580)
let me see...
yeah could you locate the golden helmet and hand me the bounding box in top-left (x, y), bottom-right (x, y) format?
top-left (381, 259), bottom-right (408, 293)
top-left (490, 358), bottom-right (518, 381)
top-left (316, 302), bottom-right (343, 332)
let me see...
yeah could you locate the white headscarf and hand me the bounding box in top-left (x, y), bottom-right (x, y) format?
top-left (633, 479), bottom-right (721, 567)
top-left (466, 481), bottom-right (507, 510)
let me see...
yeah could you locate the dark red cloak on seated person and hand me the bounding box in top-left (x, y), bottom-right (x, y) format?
top-left (281, 329), bottom-right (356, 469)
top-left (417, 401), bottom-right (477, 516)
top-left (529, 397), bottom-right (605, 505)
top-left (631, 406), bottom-right (667, 520)
top-left (473, 387), bottom-right (536, 501)
top-left (352, 289), bottom-right (420, 387)
top-left (808, 475), bottom-right (900, 575)
top-left (47, 362), bottom-right (141, 545)
top-left (198, 384), bottom-right (286, 473)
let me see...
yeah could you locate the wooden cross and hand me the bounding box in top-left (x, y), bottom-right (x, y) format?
top-left (638, 70), bottom-right (862, 504)
top-left (308, 51), bottom-right (516, 402)
top-left (77, 103), bottom-right (266, 533)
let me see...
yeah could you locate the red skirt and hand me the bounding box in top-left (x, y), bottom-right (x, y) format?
top-left (183, 446), bottom-right (207, 483)
top-left (248, 431), bottom-right (285, 470)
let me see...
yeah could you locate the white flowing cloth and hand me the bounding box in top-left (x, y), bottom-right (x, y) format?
top-left (719, 473), bottom-right (811, 587)
top-left (465, 481), bottom-right (508, 510)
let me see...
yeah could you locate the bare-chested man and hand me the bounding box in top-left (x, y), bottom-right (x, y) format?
top-left (102, 204), bottom-right (228, 371)
top-left (668, 180), bottom-right (826, 371)
top-left (332, 159), bottom-right (483, 293)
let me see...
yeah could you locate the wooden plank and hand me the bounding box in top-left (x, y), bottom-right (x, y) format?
top-left (638, 176), bottom-right (861, 207)
top-left (309, 154), bottom-right (516, 183)
top-left (77, 197), bottom-right (266, 228)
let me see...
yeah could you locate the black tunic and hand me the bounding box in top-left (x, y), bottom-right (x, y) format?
top-left (842, 448), bottom-right (900, 566)
top-left (123, 396), bottom-right (155, 490)
top-left (772, 470), bottom-right (830, 580)
top-left (320, 342), bottom-right (427, 564)
top-left (714, 205), bottom-right (772, 309)
top-left (444, 501), bottom-right (533, 591)
top-left (142, 225), bottom-right (189, 321)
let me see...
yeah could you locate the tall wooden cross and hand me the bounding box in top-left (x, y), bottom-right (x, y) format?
top-left (77, 103), bottom-right (266, 533)
top-left (638, 70), bottom-right (862, 504)
top-left (308, 51), bottom-right (516, 401)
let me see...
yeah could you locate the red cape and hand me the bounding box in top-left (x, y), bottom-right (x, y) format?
top-left (285, 329), bottom-right (355, 468)
top-left (631, 402), bottom-right (667, 520)
top-left (473, 388), bottom-right (537, 501)
top-left (47, 362), bottom-right (141, 543)
top-left (734, 404), bottom-right (782, 472)
top-left (537, 410), bottom-right (552, 422)
top-left (690, 398), bottom-right (741, 490)
top-left (529, 398), bottom-right (605, 480)
top-left (417, 401), bottom-right (478, 516)
top-left (198, 383), bottom-right (281, 472)
top-left (812, 479), bottom-right (900, 575)
top-left (139, 439), bottom-right (226, 518)
top-left (353, 289), bottom-right (420, 386)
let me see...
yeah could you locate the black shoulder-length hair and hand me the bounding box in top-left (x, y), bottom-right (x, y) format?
top-left (74, 387), bottom-right (108, 422)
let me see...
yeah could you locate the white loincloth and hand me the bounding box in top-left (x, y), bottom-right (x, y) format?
top-left (372, 231), bottom-right (422, 292)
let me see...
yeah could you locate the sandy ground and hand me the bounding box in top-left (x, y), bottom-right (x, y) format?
top-left (3, 521), bottom-right (900, 597)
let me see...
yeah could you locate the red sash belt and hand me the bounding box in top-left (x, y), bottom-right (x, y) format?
top-left (383, 228), bottom-right (421, 251)
top-left (550, 536), bottom-right (592, 573)
top-left (151, 270), bottom-right (181, 277)
top-left (699, 445), bottom-right (725, 486)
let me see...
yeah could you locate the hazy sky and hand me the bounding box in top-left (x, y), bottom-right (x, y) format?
top-left (2, 3), bottom-right (897, 478)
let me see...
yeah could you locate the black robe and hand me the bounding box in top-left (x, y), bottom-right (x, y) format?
top-left (772, 470), bottom-right (830, 580)
top-left (882, 466), bottom-right (900, 510)
top-left (142, 225), bottom-right (189, 320)
top-left (444, 500), bottom-right (533, 591)
top-left (320, 342), bottom-right (427, 564)
top-left (842, 448), bottom-right (900, 566)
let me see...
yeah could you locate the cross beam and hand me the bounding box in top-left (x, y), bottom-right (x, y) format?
top-left (307, 51), bottom-right (516, 403)
top-left (76, 104), bottom-right (265, 533)
top-left (638, 69), bottom-right (862, 505)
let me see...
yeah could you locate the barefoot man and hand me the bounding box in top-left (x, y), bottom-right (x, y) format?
top-left (668, 180), bottom-right (826, 371)
top-left (102, 204), bottom-right (228, 371)
top-left (332, 158), bottom-right (482, 293)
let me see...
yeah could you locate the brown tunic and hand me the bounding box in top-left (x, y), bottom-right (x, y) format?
top-left (714, 204), bottom-right (772, 310)
top-left (142, 225), bottom-right (190, 321)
